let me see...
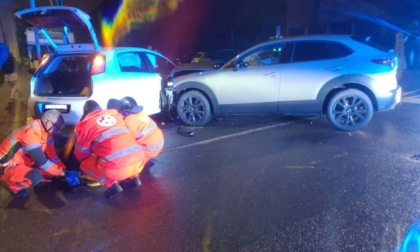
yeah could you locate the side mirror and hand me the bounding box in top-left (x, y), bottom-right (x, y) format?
top-left (28, 68), bottom-right (36, 74)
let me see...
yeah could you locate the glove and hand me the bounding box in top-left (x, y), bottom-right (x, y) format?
top-left (65, 170), bottom-right (80, 186)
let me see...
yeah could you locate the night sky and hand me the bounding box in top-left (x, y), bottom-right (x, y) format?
top-left (97, 0), bottom-right (420, 59)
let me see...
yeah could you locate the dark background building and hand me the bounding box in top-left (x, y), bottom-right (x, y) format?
top-left (1, 0), bottom-right (419, 63)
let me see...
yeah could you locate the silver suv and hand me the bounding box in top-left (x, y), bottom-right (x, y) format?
top-left (16, 6), bottom-right (175, 125)
top-left (166, 35), bottom-right (401, 131)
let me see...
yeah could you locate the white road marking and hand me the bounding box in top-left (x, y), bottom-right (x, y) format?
top-left (164, 118), bottom-right (313, 153)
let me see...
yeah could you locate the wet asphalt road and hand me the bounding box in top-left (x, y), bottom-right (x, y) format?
top-left (1, 69), bottom-right (420, 251)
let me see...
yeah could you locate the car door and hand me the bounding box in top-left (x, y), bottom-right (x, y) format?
top-left (209, 44), bottom-right (284, 113)
top-left (143, 52), bottom-right (175, 83)
top-left (96, 51), bottom-right (162, 115)
top-left (278, 40), bottom-right (350, 113)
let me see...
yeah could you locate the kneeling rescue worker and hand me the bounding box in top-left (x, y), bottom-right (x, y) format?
top-left (0, 109), bottom-right (66, 198)
top-left (73, 100), bottom-right (146, 199)
top-left (107, 97), bottom-right (164, 170)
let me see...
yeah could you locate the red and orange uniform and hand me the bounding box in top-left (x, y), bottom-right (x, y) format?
top-left (74, 109), bottom-right (145, 187)
top-left (0, 119), bottom-right (65, 193)
top-left (123, 106), bottom-right (164, 163)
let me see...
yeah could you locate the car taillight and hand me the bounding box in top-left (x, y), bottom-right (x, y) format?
top-left (91, 54), bottom-right (106, 75)
top-left (371, 57), bottom-right (397, 67)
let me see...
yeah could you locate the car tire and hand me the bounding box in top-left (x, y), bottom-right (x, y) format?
top-left (327, 89), bottom-right (373, 131)
top-left (176, 90), bottom-right (211, 126)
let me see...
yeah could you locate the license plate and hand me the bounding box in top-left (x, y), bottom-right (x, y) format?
top-left (44, 104), bottom-right (70, 113)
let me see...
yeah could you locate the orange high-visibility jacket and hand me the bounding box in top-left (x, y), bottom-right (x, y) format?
top-left (124, 107), bottom-right (164, 153)
top-left (74, 109), bottom-right (144, 170)
top-left (0, 119), bottom-right (65, 176)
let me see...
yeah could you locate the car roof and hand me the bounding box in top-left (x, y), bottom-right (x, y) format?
top-left (101, 47), bottom-right (174, 63)
top-left (259, 34), bottom-right (353, 45)
top-left (100, 47), bottom-right (163, 54)
top-left (241, 34), bottom-right (362, 54)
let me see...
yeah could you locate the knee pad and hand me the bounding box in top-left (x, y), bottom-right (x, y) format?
top-left (25, 169), bottom-right (42, 186)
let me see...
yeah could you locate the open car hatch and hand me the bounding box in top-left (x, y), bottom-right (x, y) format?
top-left (15, 6), bottom-right (100, 53)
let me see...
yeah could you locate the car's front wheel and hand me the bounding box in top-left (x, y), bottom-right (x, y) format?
top-left (176, 90), bottom-right (211, 126)
top-left (327, 89), bottom-right (373, 131)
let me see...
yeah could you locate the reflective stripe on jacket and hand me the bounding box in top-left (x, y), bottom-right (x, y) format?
top-left (0, 119), bottom-right (65, 176)
top-left (74, 109), bottom-right (145, 169)
top-left (124, 110), bottom-right (164, 152)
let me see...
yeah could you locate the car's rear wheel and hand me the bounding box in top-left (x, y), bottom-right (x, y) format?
top-left (176, 90), bottom-right (211, 126)
top-left (327, 89), bottom-right (373, 131)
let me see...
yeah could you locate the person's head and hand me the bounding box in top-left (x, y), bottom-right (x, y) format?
top-left (41, 109), bottom-right (64, 135)
top-left (120, 96), bottom-right (137, 107)
top-left (83, 100), bottom-right (101, 116)
top-left (107, 97), bottom-right (142, 116)
top-left (107, 98), bottom-right (127, 112)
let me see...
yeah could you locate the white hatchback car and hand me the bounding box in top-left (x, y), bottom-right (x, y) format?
top-left (166, 35), bottom-right (401, 131)
top-left (15, 6), bottom-right (175, 125)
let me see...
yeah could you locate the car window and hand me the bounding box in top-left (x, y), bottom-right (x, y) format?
top-left (278, 42), bottom-right (293, 63)
top-left (118, 52), bottom-right (147, 72)
top-left (326, 41), bottom-right (353, 58)
top-left (191, 52), bottom-right (206, 62)
top-left (144, 52), bottom-right (175, 77)
top-left (292, 41), bottom-right (352, 63)
top-left (242, 44), bottom-right (286, 67)
top-left (193, 52), bottom-right (205, 58)
top-left (146, 53), bottom-right (157, 68)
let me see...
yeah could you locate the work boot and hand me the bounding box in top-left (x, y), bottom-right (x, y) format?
top-left (129, 176), bottom-right (142, 188)
top-left (104, 182), bottom-right (123, 199)
top-left (132, 176), bottom-right (141, 187)
top-left (10, 188), bottom-right (29, 198)
top-left (144, 158), bottom-right (157, 170)
top-left (120, 176), bottom-right (141, 190)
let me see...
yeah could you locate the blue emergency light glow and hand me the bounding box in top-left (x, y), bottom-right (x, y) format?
top-left (37, 103), bottom-right (44, 113)
top-left (323, 4), bottom-right (406, 34)
top-left (400, 221), bottom-right (420, 251)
